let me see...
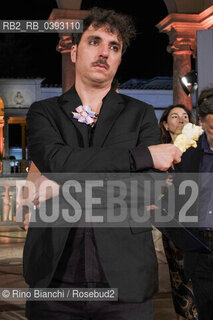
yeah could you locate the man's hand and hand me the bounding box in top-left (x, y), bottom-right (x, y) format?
top-left (21, 175), bottom-right (60, 233)
top-left (33, 175), bottom-right (60, 206)
top-left (148, 144), bottom-right (182, 171)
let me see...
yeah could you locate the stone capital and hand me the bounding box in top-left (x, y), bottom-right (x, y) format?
top-left (49, 9), bottom-right (88, 54)
top-left (49, 8), bottom-right (88, 21)
top-left (156, 5), bottom-right (213, 58)
top-left (49, 8), bottom-right (88, 92)
top-left (57, 34), bottom-right (73, 53)
top-left (167, 36), bottom-right (196, 57)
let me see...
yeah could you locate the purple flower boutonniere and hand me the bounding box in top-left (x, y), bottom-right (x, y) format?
top-left (72, 105), bottom-right (98, 126)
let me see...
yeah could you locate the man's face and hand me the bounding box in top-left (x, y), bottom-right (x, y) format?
top-left (71, 24), bottom-right (122, 86)
top-left (200, 114), bottom-right (213, 149)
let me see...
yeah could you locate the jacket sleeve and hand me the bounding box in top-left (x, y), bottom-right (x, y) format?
top-left (26, 100), bottom-right (159, 174)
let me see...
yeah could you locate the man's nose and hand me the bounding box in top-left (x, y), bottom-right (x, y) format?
top-left (99, 44), bottom-right (109, 59)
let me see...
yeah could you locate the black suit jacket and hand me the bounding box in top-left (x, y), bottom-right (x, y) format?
top-left (174, 137), bottom-right (203, 279)
top-left (24, 86), bottom-right (160, 302)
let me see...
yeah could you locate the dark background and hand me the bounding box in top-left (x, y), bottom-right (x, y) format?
top-left (0, 0), bottom-right (172, 85)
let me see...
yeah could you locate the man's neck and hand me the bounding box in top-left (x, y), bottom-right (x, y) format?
top-left (75, 80), bottom-right (112, 114)
top-left (205, 132), bottom-right (213, 151)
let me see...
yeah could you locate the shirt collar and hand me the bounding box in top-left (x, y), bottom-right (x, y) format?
top-left (202, 132), bottom-right (213, 154)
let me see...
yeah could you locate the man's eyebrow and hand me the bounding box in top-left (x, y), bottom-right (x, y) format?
top-left (87, 35), bottom-right (121, 47)
top-left (110, 41), bottom-right (121, 48)
top-left (87, 35), bottom-right (101, 41)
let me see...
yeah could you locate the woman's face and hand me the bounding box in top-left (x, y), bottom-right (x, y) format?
top-left (163, 107), bottom-right (190, 135)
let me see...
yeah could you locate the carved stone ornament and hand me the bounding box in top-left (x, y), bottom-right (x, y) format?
top-left (14, 91), bottom-right (24, 105)
top-left (57, 35), bottom-right (73, 53)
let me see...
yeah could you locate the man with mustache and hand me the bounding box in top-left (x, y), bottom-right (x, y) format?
top-left (92, 58), bottom-right (109, 69)
top-left (24, 7), bottom-right (182, 320)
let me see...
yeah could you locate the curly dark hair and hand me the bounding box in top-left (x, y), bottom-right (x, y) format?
top-left (197, 87), bottom-right (213, 119)
top-left (72, 7), bottom-right (136, 54)
top-left (159, 104), bottom-right (195, 143)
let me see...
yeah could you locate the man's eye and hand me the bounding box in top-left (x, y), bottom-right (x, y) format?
top-left (110, 45), bottom-right (119, 52)
top-left (89, 40), bottom-right (98, 46)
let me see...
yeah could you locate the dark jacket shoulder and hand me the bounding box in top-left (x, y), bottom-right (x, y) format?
top-left (175, 135), bottom-right (203, 173)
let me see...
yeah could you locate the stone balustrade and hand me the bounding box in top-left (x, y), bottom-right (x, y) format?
top-left (0, 177), bottom-right (28, 225)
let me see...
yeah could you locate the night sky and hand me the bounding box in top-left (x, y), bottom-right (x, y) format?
top-left (0, 0), bottom-right (172, 85)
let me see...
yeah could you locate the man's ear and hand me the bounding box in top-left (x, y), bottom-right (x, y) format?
top-left (70, 45), bottom-right (77, 63)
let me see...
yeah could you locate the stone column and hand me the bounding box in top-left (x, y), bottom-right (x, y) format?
top-left (48, 9), bottom-right (88, 93)
top-left (57, 34), bottom-right (75, 93)
top-left (156, 13), bottom-right (199, 111)
top-left (168, 41), bottom-right (193, 110)
top-left (3, 184), bottom-right (10, 221)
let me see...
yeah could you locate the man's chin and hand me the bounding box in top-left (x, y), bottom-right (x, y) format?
top-left (91, 77), bottom-right (111, 86)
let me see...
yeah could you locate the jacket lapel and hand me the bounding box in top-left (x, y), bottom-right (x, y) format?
top-left (92, 90), bottom-right (125, 147)
top-left (177, 135), bottom-right (203, 172)
top-left (174, 135), bottom-right (203, 174)
top-left (58, 86), bottom-right (89, 147)
top-left (58, 87), bottom-right (125, 148)
top-left (189, 136), bottom-right (203, 172)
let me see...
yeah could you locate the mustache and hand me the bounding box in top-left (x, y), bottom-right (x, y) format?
top-left (92, 59), bottom-right (109, 69)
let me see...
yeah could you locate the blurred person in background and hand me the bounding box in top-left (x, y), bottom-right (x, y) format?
top-left (158, 104), bottom-right (198, 320)
top-left (175, 89), bottom-right (213, 320)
